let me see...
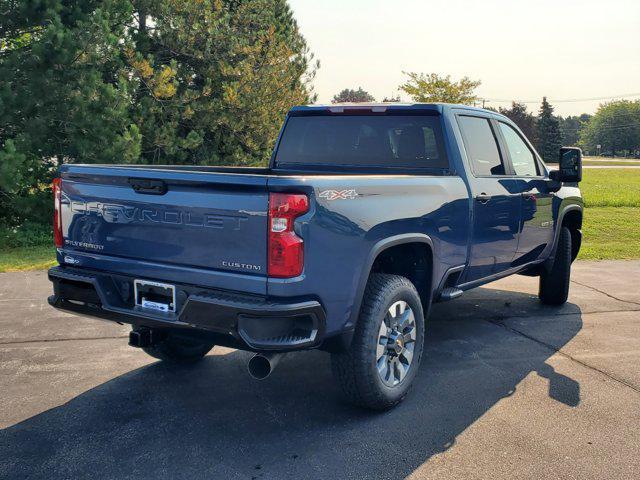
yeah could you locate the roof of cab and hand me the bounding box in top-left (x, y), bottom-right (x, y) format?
top-left (289, 102), bottom-right (504, 118)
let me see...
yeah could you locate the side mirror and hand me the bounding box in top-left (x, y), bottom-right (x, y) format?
top-left (549, 147), bottom-right (582, 183)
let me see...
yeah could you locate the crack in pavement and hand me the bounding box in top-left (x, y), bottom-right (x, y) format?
top-left (571, 279), bottom-right (640, 307)
top-left (485, 318), bottom-right (640, 395)
top-left (432, 307), bottom-right (640, 325)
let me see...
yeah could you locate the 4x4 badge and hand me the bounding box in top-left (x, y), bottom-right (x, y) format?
top-left (319, 189), bottom-right (358, 201)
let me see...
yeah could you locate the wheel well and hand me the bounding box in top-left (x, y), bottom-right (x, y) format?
top-left (562, 209), bottom-right (582, 261)
top-left (370, 242), bottom-right (433, 309)
top-left (320, 241), bottom-right (433, 353)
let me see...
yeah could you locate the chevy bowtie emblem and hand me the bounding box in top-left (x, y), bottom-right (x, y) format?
top-left (319, 189), bottom-right (359, 201)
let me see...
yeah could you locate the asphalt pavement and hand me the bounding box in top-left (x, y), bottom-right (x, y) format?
top-left (1, 261), bottom-right (639, 479)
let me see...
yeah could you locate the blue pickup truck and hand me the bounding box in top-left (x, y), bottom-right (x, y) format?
top-left (48, 103), bottom-right (583, 410)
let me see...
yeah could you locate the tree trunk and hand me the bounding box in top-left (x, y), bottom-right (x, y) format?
top-left (139, 9), bottom-right (146, 34)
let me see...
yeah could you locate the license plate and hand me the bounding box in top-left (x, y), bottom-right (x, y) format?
top-left (134, 279), bottom-right (176, 313)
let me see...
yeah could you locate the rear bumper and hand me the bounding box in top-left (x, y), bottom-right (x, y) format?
top-left (48, 266), bottom-right (325, 351)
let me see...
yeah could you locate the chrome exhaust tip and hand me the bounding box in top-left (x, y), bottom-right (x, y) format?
top-left (247, 352), bottom-right (285, 380)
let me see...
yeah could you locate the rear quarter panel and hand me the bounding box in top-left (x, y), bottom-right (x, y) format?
top-left (267, 175), bottom-right (470, 335)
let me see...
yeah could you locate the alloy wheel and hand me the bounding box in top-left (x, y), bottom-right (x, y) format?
top-left (375, 300), bottom-right (417, 387)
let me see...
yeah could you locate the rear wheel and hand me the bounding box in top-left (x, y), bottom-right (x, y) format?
top-left (331, 274), bottom-right (425, 410)
top-left (137, 329), bottom-right (214, 364)
top-left (539, 226), bottom-right (572, 305)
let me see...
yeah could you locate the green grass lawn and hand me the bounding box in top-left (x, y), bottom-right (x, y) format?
top-left (583, 155), bottom-right (640, 161)
top-left (1, 168), bottom-right (639, 272)
top-left (579, 167), bottom-right (640, 260)
top-left (0, 245), bottom-right (57, 272)
top-left (579, 207), bottom-right (640, 260)
top-left (583, 160), bottom-right (640, 167)
top-left (580, 168), bottom-right (640, 207)
top-left (582, 155), bottom-right (640, 167)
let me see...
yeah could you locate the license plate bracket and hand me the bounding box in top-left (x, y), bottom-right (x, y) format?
top-left (134, 279), bottom-right (176, 313)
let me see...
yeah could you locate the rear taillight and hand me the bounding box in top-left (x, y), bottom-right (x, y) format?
top-left (53, 178), bottom-right (63, 248)
top-left (268, 193), bottom-right (309, 278)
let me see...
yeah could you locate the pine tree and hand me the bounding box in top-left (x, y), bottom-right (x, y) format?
top-left (0, 0), bottom-right (317, 227)
top-left (130, 0), bottom-right (318, 166)
top-left (0, 0), bottom-right (141, 226)
top-left (499, 102), bottom-right (537, 145)
top-left (535, 97), bottom-right (562, 163)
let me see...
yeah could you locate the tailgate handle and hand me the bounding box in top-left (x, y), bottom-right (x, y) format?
top-left (128, 178), bottom-right (167, 195)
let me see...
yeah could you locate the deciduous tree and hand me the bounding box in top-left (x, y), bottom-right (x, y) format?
top-left (399, 72), bottom-right (481, 104)
top-left (559, 114), bottom-right (591, 147)
top-left (580, 101), bottom-right (640, 156)
top-left (332, 87), bottom-right (375, 103)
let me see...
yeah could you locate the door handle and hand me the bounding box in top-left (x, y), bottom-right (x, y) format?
top-left (128, 178), bottom-right (167, 195)
top-left (522, 193), bottom-right (536, 201)
top-left (475, 193), bottom-right (491, 204)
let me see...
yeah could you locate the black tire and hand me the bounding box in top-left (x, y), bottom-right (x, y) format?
top-left (331, 274), bottom-right (425, 410)
top-left (138, 330), bottom-right (214, 364)
top-left (539, 226), bottom-right (572, 305)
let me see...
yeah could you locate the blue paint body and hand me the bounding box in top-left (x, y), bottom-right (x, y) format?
top-left (53, 104), bottom-right (583, 349)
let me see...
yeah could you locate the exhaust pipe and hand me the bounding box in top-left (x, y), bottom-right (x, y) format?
top-left (247, 352), bottom-right (286, 380)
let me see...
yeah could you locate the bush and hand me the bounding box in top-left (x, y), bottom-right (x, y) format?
top-left (0, 222), bottom-right (52, 249)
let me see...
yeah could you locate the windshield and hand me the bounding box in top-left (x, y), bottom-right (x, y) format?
top-left (275, 114), bottom-right (449, 170)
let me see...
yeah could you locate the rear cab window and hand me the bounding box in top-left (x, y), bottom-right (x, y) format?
top-left (456, 115), bottom-right (506, 176)
top-left (274, 113), bottom-right (449, 173)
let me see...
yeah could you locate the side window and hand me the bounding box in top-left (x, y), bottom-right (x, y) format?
top-left (498, 122), bottom-right (539, 176)
top-left (458, 116), bottom-right (505, 176)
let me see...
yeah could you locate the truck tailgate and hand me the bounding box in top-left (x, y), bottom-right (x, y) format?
top-left (59, 166), bottom-right (268, 290)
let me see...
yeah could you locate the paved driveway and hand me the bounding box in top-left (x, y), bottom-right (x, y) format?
top-left (1, 261), bottom-right (639, 479)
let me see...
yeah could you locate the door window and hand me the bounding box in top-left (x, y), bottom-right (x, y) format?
top-left (458, 116), bottom-right (505, 176)
top-left (498, 122), bottom-right (539, 176)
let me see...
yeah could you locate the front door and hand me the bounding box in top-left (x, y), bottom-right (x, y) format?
top-left (457, 115), bottom-right (521, 282)
top-left (494, 121), bottom-right (555, 264)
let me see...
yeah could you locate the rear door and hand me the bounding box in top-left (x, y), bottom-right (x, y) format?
top-left (456, 115), bottom-right (521, 282)
top-left (60, 166), bottom-right (269, 292)
top-left (494, 121), bottom-right (555, 263)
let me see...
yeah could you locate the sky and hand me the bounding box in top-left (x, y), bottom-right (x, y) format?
top-left (288, 0), bottom-right (640, 116)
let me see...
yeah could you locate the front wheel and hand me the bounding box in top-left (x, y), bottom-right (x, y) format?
top-left (539, 226), bottom-right (572, 305)
top-left (331, 274), bottom-right (425, 410)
